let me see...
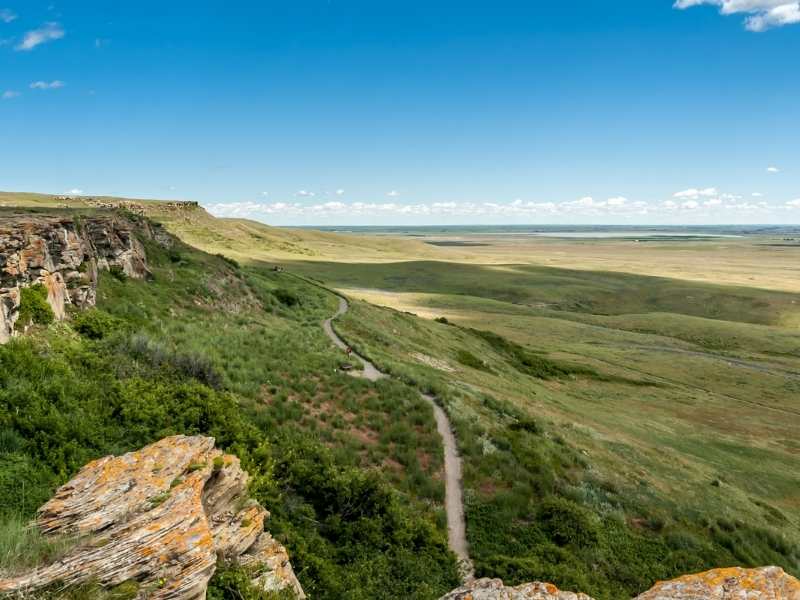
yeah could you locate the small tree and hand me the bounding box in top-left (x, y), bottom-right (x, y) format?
top-left (16, 285), bottom-right (55, 330)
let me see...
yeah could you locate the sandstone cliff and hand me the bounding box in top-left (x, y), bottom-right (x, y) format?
top-left (0, 211), bottom-right (167, 342)
top-left (0, 435), bottom-right (305, 600)
top-left (442, 568), bottom-right (800, 600)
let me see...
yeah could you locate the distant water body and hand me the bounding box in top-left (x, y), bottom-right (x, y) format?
top-left (304, 225), bottom-right (797, 238)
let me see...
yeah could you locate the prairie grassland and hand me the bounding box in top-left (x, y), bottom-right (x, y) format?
top-left (280, 244), bottom-right (799, 597)
top-left (418, 233), bottom-right (800, 294)
top-left (102, 200), bottom-right (800, 592)
top-left (331, 290), bottom-right (799, 597)
top-left (3, 193), bottom-right (799, 597)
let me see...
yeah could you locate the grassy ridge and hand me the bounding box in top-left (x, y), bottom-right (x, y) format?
top-left (0, 212), bottom-right (460, 598)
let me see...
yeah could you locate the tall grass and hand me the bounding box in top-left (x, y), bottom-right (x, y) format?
top-left (0, 517), bottom-right (78, 575)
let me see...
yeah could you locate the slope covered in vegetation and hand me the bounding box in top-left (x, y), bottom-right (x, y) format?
top-left (330, 295), bottom-right (800, 599)
top-left (0, 210), bottom-right (460, 599)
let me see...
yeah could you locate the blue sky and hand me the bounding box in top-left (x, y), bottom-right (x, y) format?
top-left (1, 1), bottom-right (798, 225)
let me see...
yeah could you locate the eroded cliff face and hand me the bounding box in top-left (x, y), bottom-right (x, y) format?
top-left (442, 568), bottom-right (800, 600)
top-left (0, 211), bottom-right (164, 342)
top-left (0, 435), bottom-right (305, 600)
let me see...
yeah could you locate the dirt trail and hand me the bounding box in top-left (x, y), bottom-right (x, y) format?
top-left (323, 296), bottom-right (473, 577)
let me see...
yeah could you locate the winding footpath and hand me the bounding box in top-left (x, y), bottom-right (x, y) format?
top-left (323, 296), bottom-right (473, 578)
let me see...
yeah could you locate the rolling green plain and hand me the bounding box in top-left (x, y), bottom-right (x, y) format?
top-left (277, 227), bottom-right (800, 596)
top-left (1, 193), bottom-right (799, 599)
top-left (143, 202), bottom-right (800, 595)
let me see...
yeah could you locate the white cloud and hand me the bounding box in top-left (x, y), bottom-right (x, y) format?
top-left (15, 22), bottom-right (65, 51)
top-left (261, 191), bottom-right (269, 197)
top-left (387, 190), bottom-right (400, 197)
top-left (746, 2), bottom-right (800, 30)
top-left (67, 189), bottom-right (84, 195)
top-left (30, 80), bottom-right (65, 90)
top-left (204, 190), bottom-right (790, 223)
top-left (336, 189), bottom-right (345, 196)
top-left (674, 187), bottom-right (718, 200)
top-left (2, 90), bottom-right (20, 99)
top-left (767, 166), bottom-right (780, 173)
top-left (295, 190), bottom-right (315, 197)
top-left (0, 8), bottom-right (17, 23)
top-left (674, 0), bottom-right (800, 31)
top-left (752, 192), bottom-right (764, 197)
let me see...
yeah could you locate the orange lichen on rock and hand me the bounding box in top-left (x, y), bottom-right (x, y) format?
top-left (0, 435), bottom-right (305, 600)
top-left (634, 566), bottom-right (800, 599)
top-left (440, 567), bottom-right (800, 600)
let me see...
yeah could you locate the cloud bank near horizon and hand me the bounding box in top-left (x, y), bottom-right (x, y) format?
top-left (205, 190), bottom-right (799, 225)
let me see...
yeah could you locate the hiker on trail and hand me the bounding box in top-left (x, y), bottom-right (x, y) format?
top-left (346, 346), bottom-right (353, 356)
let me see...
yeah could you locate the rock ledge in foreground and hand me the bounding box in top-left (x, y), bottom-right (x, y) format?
top-left (441, 566), bottom-right (800, 600)
top-left (0, 435), bottom-right (305, 600)
top-left (440, 578), bottom-right (595, 600)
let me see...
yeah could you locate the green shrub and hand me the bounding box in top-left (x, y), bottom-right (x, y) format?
top-left (469, 329), bottom-right (577, 379)
top-left (478, 554), bottom-right (592, 595)
top-left (148, 492), bottom-right (170, 507)
top-left (273, 288), bottom-right (300, 307)
top-left (537, 497), bottom-right (599, 548)
top-left (208, 565), bottom-right (294, 600)
top-left (17, 284), bottom-right (54, 329)
top-left (456, 349), bottom-right (492, 372)
top-left (509, 418), bottom-right (541, 434)
top-left (216, 254), bottom-right (240, 270)
top-left (72, 309), bottom-right (123, 340)
top-left (116, 334), bottom-right (222, 389)
top-left (109, 265), bottom-right (128, 282)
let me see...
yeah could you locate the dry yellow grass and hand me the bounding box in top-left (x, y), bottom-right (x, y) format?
top-left (420, 234), bottom-right (800, 293)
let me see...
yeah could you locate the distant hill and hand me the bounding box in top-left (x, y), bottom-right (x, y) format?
top-left (0, 190), bottom-right (458, 265)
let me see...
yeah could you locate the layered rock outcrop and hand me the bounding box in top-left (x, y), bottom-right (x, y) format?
top-left (442, 567), bottom-right (800, 600)
top-left (441, 578), bottom-right (595, 599)
top-left (636, 566), bottom-right (800, 599)
top-left (0, 211), bottom-right (163, 342)
top-left (0, 435), bottom-right (305, 600)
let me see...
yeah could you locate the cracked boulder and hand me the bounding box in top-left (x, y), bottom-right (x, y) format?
top-left (0, 435), bottom-right (305, 600)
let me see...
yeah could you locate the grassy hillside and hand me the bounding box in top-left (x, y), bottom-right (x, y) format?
top-left (332, 298), bottom-right (799, 598)
top-left (2, 193), bottom-right (799, 598)
top-left (280, 257), bottom-right (799, 598)
top-left (287, 260), bottom-right (800, 328)
top-left (0, 210), bottom-right (460, 599)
